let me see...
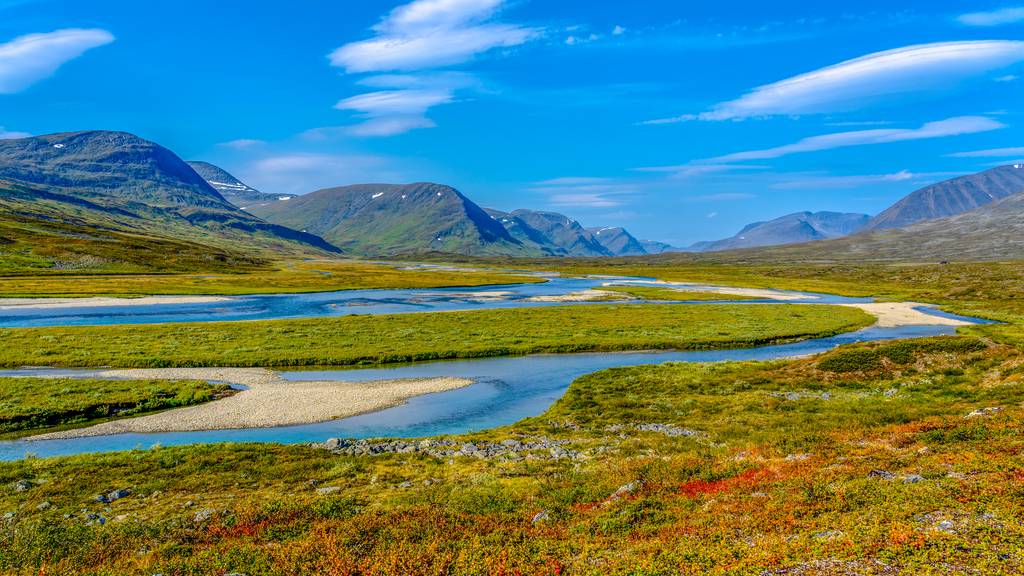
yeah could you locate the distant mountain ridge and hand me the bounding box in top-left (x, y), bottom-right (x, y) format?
top-left (689, 211), bottom-right (870, 252)
top-left (186, 161), bottom-right (295, 208)
top-left (866, 165), bottom-right (1024, 230)
top-left (250, 182), bottom-right (530, 256)
top-left (587, 226), bottom-right (647, 256)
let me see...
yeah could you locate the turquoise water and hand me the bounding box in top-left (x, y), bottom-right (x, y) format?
top-left (0, 277), bottom-right (988, 460)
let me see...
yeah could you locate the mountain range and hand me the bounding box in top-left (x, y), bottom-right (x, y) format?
top-left (688, 211), bottom-right (871, 252)
top-left (3, 129), bottom-right (1024, 268)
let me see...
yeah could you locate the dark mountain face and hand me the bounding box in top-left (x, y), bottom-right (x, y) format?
top-left (499, 209), bottom-right (611, 257)
top-left (586, 226), bottom-right (647, 256)
top-left (690, 211), bottom-right (870, 252)
top-left (250, 182), bottom-right (531, 256)
top-left (640, 239), bottom-right (679, 254)
top-left (866, 165), bottom-right (1024, 231)
top-left (186, 161), bottom-right (295, 208)
top-left (0, 131), bottom-right (337, 255)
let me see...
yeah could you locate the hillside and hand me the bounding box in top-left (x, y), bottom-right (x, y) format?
top-left (487, 209), bottom-right (611, 257)
top-left (0, 131), bottom-right (338, 271)
top-left (587, 226), bottom-right (647, 256)
top-left (186, 161), bottom-right (295, 209)
top-left (689, 211), bottom-right (870, 252)
top-left (866, 164), bottom-right (1024, 230)
top-left (250, 183), bottom-right (532, 256)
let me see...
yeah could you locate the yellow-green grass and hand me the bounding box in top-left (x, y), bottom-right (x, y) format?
top-left (0, 303), bottom-right (872, 368)
top-left (0, 259), bottom-right (541, 298)
top-left (599, 285), bottom-right (757, 301)
top-left (0, 377), bottom-right (230, 437)
top-left (1, 335), bottom-right (1021, 574)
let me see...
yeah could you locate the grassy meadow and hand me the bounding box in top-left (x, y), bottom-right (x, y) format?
top-left (0, 260), bottom-right (540, 297)
top-left (0, 303), bottom-right (871, 368)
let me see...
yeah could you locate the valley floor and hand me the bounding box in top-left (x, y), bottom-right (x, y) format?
top-left (0, 260), bottom-right (1023, 575)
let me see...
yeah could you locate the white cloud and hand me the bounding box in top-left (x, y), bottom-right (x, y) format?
top-left (947, 146), bottom-right (1024, 157)
top-left (335, 89), bottom-right (453, 116)
top-left (349, 116), bottom-right (437, 137)
top-left (690, 192), bottom-right (756, 201)
top-left (612, 25), bottom-right (626, 36)
top-left (549, 193), bottom-right (622, 207)
top-left (709, 116), bottom-right (1005, 162)
top-left (644, 41), bottom-right (1024, 123)
top-left (958, 7), bottom-right (1024, 27)
top-left (0, 28), bottom-right (114, 94)
top-left (242, 153), bottom-right (399, 195)
top-left (633, 163), bottom-right (767, 178)
top-left (706, 212), bottom-right (718, 219)
top-left (0, 126), bottom-right (29, 139)
top-left (329, 0), bottom-right (540, 73)
top-left (772, 170), bottom-right (964, 190)
top-left (334, 89), bottom-right (453, 136)
top-left (218, 138), bottom-right (266, 149)
top-left (995, 74), bottom-right (1019, 82)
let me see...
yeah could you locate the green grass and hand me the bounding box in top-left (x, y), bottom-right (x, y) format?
top-left (0, 304), bottom-right (873, 369)
top-left (0, 260), bottom-right (541, 297)
top-left (1, 335), bottom-right (1021, 575)
top-left (0, 377), bottom-right (230, 436)
top-left (599, 285), bottom-right (757, 301)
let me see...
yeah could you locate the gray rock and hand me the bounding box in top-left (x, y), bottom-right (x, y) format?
top-left (532, 510), bottom-right (550, 524)
top-left (95, 488), bottom-right (131, 504)
top-left (966, 407), bottom-right (1004, 419)
top-left (609, 480), bottom-right (643, 501)
top-left (884, 388), bottom-right (898, 398)
top-left (11, 480), bottom-right (32, 492)
top-left (192, 508), bottom-right (216, 523)
top-left (35, 501), bottom-right (51, 511)
top-left (902, 474), bottom-right (925, 484)
top-left (316, 486), bottom-right (342, 495)
top-left (867, 469), bottom-right (895, 480)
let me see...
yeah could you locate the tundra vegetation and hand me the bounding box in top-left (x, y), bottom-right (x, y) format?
top-left (1, 261), bottom-right (1023, 575)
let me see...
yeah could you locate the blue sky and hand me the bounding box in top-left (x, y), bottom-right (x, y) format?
top-left (1, 0), bottom-right (1024, 245)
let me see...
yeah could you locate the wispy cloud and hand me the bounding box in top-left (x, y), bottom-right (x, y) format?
top-left (643, 41), bottom-right (1024, 123)
top-left (529, 176), bottom-right (639, 208)
top-left (0, 28), bottom-right (114, 94)
top-left (241, 153), bottom-right (400, 195)
top-left (772, 170), bottom-right (964, 190)
top-left (333, 88), bottom-right (454, 137)
top-left (632, 163), bottom-right (767, 178)
top-left (708, 116), bottom-right (1005, 162)
top-left (218, 138), bottom-right (266, 149)
top-left (958, 7), bottom-right (1024, 27)
top-left (0, 126), bottom-right (29, 139)
top-left (947, 146), bottom-right (1024, 158)
top-left (329, 0), bottom-right (540, 73)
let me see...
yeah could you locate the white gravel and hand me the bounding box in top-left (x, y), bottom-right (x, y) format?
top-left (0, 295), bottom-right (231, 310)
top-left (27, 368), bottom-right (472, 440)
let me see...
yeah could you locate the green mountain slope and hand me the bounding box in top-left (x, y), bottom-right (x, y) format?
top-left (0, 131), bottom-right (339, 269)
top-left (250, 182), bottom-right (533, 256)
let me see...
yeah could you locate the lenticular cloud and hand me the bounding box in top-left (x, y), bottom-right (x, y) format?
top-left (0, 28), bottom-right (114, 94)
top-left (702, 40), bottom-right (1024, 121)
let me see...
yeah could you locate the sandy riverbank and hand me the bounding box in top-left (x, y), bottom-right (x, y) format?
top-left (28, 368), bottom-right (472, 440)
top-left (837, 302), bottom-right (973, 328)
top-left (0, 295), bottom-right (232, 310)
top-left (600, 281), bottom-right (813, 301)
